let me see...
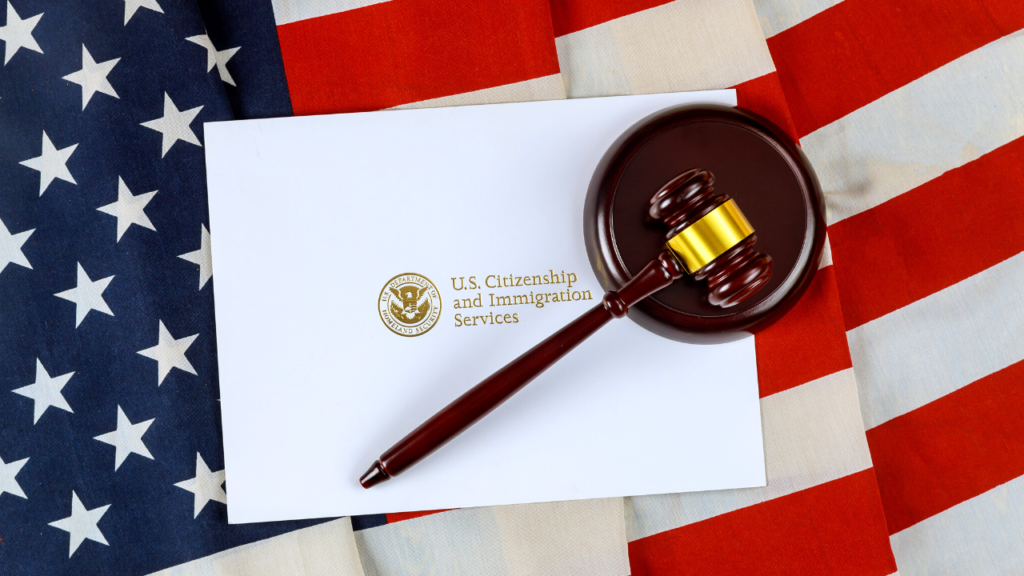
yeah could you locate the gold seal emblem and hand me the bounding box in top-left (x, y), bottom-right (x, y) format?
top-left (378, 273), bottom-right (442, 337)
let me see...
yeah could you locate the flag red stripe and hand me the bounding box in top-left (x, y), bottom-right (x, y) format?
top-left (276, 0), bottom-right (561, 115)
top-left (733, 72), bottom-right (799, 144)
top-left (767, 0), bottom-right (1024, 137)
top-left (828, 136), bottom-right (1024, 330)
top-left (866, 359), bottom-right (1024, 535)
top-left (385, 509), bottom-right (452, 524)
top-left (548, 0), bottom-right (674, 37)
top-left (754, 266), bottom-right (852, 398)
top-left (628, 469), bottom-right (896, 576)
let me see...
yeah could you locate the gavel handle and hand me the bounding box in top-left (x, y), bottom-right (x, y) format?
top-left (362, 250), bottom-right (685, 487)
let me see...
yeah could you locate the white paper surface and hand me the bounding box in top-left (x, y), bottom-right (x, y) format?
top-left (204, 90), bottom-right (766, 524)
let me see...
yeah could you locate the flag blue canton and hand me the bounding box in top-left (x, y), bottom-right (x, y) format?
top-left (0, 0), bottom-right (325, 573)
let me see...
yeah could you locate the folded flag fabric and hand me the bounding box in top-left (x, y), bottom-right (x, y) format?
top-left (1, 0), bottom-right (1020, 574)
top-left (763, 1), bottom-right (1024, 573)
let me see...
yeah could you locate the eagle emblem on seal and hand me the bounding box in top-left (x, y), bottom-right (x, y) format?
top-left (389, 284), bottom-right (432, 325)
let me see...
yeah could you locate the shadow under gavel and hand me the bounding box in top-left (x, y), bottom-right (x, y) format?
top-left (360, 168), bottom-right (773, 488)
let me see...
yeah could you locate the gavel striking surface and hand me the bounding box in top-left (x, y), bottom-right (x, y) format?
top-left (585, 104), bottom-right (826, 343)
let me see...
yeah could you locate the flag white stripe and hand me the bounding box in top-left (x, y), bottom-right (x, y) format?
top-left (354, 499), bottom-right (629, 576)
top-left (753, 0), bottom-right (845, 38)
top-left (625, 368), bottom-right (871, 541)
top-left (819, 234), bottom-right (832, 269)
top-left (850, 252), bottom-right (1024, 430)
top-left (271, 0), bottom-right (392, 26)
top-left (150, 518), bottom-right (365, 576)
top-left (554, 0), bottom-right (775, 99)
top-left (391, 75), bottom-right (566, 111)
top-left (803, 30), bottom-right (1024, 225)
top-left (889, 474), bottom-right (1024, 574)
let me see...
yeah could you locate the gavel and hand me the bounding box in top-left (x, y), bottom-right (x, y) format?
top-left (360, 168), bottom-right (772, 488)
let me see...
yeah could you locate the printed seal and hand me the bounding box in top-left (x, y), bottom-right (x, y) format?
top-left (378, 273), bottom-right (442, 337)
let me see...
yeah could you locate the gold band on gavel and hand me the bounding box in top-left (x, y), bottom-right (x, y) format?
top-left (665, 199), bottom-right (755, 274)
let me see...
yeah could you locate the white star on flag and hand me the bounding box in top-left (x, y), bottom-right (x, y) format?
top-left (137, 320), bottom-right (198, 386)
top-left (12, 359), bottom-right (74, 424)
top-left (122, 0), bottom-right (162, 26)
top-left (97, 177), bottom-right (157, 241)
top-left (0, 454), bottom-right (29, 499)
top-left (140, 92), bottom-right (203, 157)
top-left (48, 491), bottom-right (110, 558)
top-left (179, 224), bottom-right (213, 289)
top-left (94, 406), bottom-right (155, 471)
top-left (19, 131), bottom-right (77, 196)
top-left (63, 44), bottom-right (119, 110)
top-left (186, 34), bottom-right (240, 86)
top-left (55, 262), bottom-right (114, 328)
top-left (175, 453), bottom-right (226, 518)
top-left (0, 216), bottom-right (33, 275)
top-left (0, 1), bottom-right (42, 65)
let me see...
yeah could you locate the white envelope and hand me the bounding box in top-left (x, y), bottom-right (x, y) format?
top-left (205, 90), bottom-right (766, 524)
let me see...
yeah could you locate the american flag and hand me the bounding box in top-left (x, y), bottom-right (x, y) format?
top-left (0, 1), bottom-right (325, 573)
top-left (2, 0), bottom-right (1021, 574)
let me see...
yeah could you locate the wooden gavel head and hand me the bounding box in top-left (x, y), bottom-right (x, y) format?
top-left (648, 169), bottom-right (772, 308)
